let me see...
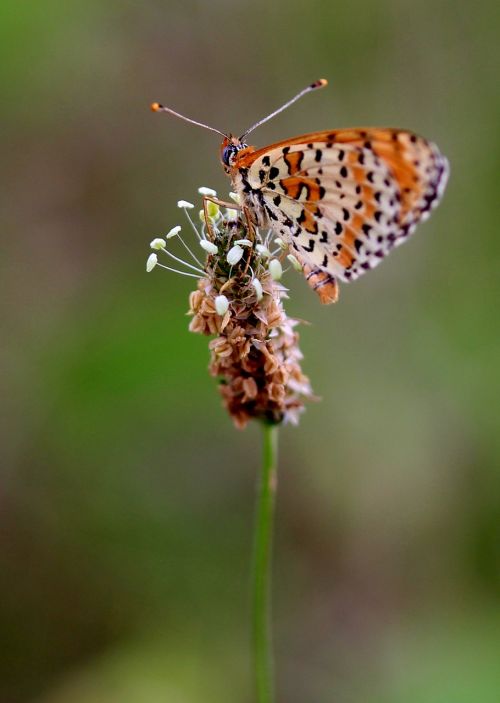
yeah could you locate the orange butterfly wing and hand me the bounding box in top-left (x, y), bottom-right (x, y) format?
top-left (231, 128), bottom-right (448, 301)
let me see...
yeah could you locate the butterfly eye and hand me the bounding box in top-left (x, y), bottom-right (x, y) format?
top-left (222, 145), bottom-right (235, 167)
top-left (221, 143), bottom-right (248, 167)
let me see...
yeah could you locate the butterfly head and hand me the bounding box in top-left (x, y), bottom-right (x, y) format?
top-left (220, 136), bottom-right (252, 172)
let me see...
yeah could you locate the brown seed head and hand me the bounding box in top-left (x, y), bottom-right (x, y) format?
top-left (188, 217), bottom-right (314, 428)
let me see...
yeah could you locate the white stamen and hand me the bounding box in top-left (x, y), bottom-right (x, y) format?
top-left (252, 278), bottom-right (263, 301)
top-left (200, 240), bottom-right (218, 255)
top-left (150, 238), bottom-right (166, 250)
top-left (274, 237), bottom-right (286, 249)
top-left (225, 208), bottom-right (238, 220)
top-left (215, 294), bottom-right (229, 316)
top-left (177, 200), bottom-right (195, 209)
top-left (146, 253), bottom-right (158, 272)
top-left (269, 258), bottom-right (283, 280)
top-left (198, 186), bottom-right (217, 196)
top-left (235, 239), bottom-right (253, 247)
top-left (256, 244), bottom-right (271, 258)
top-left (166, 225), bottom-right (182, 239)
top-left (286, 254), bottom-right (302, 271)
top-left (227, 244), bottom-right (244, 265)
top-left (229, 191), bottom-right (240, 204)
top-left (176, 231), bottom-right (204, 267)
top-left (264, 229), bottom-right (274, 247)
top-left (156, 263), bottom-right (201, 278)
top-left (162, 247), bottom-right (204, 274)
top-left (183, 208), bottom-right (203, 241)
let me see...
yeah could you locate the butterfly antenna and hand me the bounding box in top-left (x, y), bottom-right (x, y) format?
top-left (239, 79), bottom-right (328, 141)
top-left (150, 102), bottom-right (227, 138)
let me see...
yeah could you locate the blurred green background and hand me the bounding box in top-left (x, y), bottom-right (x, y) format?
top-left (1, 1), bottom-right (499, 701)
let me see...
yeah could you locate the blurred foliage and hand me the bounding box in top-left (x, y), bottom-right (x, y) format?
top-left (1, 1), bottom-right (499, 702)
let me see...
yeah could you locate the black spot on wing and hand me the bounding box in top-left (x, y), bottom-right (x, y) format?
top-left (302, 239), bottom-right (315, 253)
top-left (265, 205), bottom-right (279, 221)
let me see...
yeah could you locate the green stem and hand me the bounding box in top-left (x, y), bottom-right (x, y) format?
top-left (252, 422), bottom-right (278, 703)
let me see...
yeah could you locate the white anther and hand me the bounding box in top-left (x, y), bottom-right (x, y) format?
top-left (215, 295), bottom-right (229, 316)
top-left (286, 254), bottom-right (302, 271)
top-left (198, 186), bottom-right (217, 196)
top-left (146, 253), bottom-right (158, 272)
top-left (150, 238), bottom-right (166, 250)
top-left (252, 278), bottom-right (263, 301)
top-left (200, 240), bottom-right (218, 255)
top-left (166, 225), bottom-right (182, 239)
top-left (256, 244), bottom-right (271, 258)
top-left (227, 245), bottom-right (244, 266)
top-left (269, 258), bottom-right (283, 280)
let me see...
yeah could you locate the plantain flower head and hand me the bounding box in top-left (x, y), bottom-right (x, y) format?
top-left (146, 189), bottom-right (314, 428)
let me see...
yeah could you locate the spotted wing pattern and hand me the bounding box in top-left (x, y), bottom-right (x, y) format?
top-left (233, 128), bottom-right (449, 302)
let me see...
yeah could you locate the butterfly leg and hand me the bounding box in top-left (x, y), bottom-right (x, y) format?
top-left (203, 195), bottom-right (242, 210)
top-left (241, 205), bottom-right (258, 276)
top-left (202, 197), bottom-right (218, 241)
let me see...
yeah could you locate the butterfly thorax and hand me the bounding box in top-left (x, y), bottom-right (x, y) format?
top-left (220, 137), bottom-right (271, 226)
top-left (231, 166), bottom-right (272, 227)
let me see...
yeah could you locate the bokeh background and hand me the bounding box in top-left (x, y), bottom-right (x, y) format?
top-left (1, 1), bottom-right (499, 701)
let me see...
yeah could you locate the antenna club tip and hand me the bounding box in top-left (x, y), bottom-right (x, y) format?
top-left (150, 102), bottom-right (162, 112)
top-left (311, 78), bottom-right (328, 89)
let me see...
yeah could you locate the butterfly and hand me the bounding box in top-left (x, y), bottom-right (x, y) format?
top-left (151, 79), bottom-right (449, 303)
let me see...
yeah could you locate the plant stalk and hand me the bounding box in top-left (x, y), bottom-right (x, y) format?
top-left (252, 421), bottom-right (278, 703)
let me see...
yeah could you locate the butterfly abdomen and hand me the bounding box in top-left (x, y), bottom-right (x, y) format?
top-left (303, 264), bottom-right (339, 304)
